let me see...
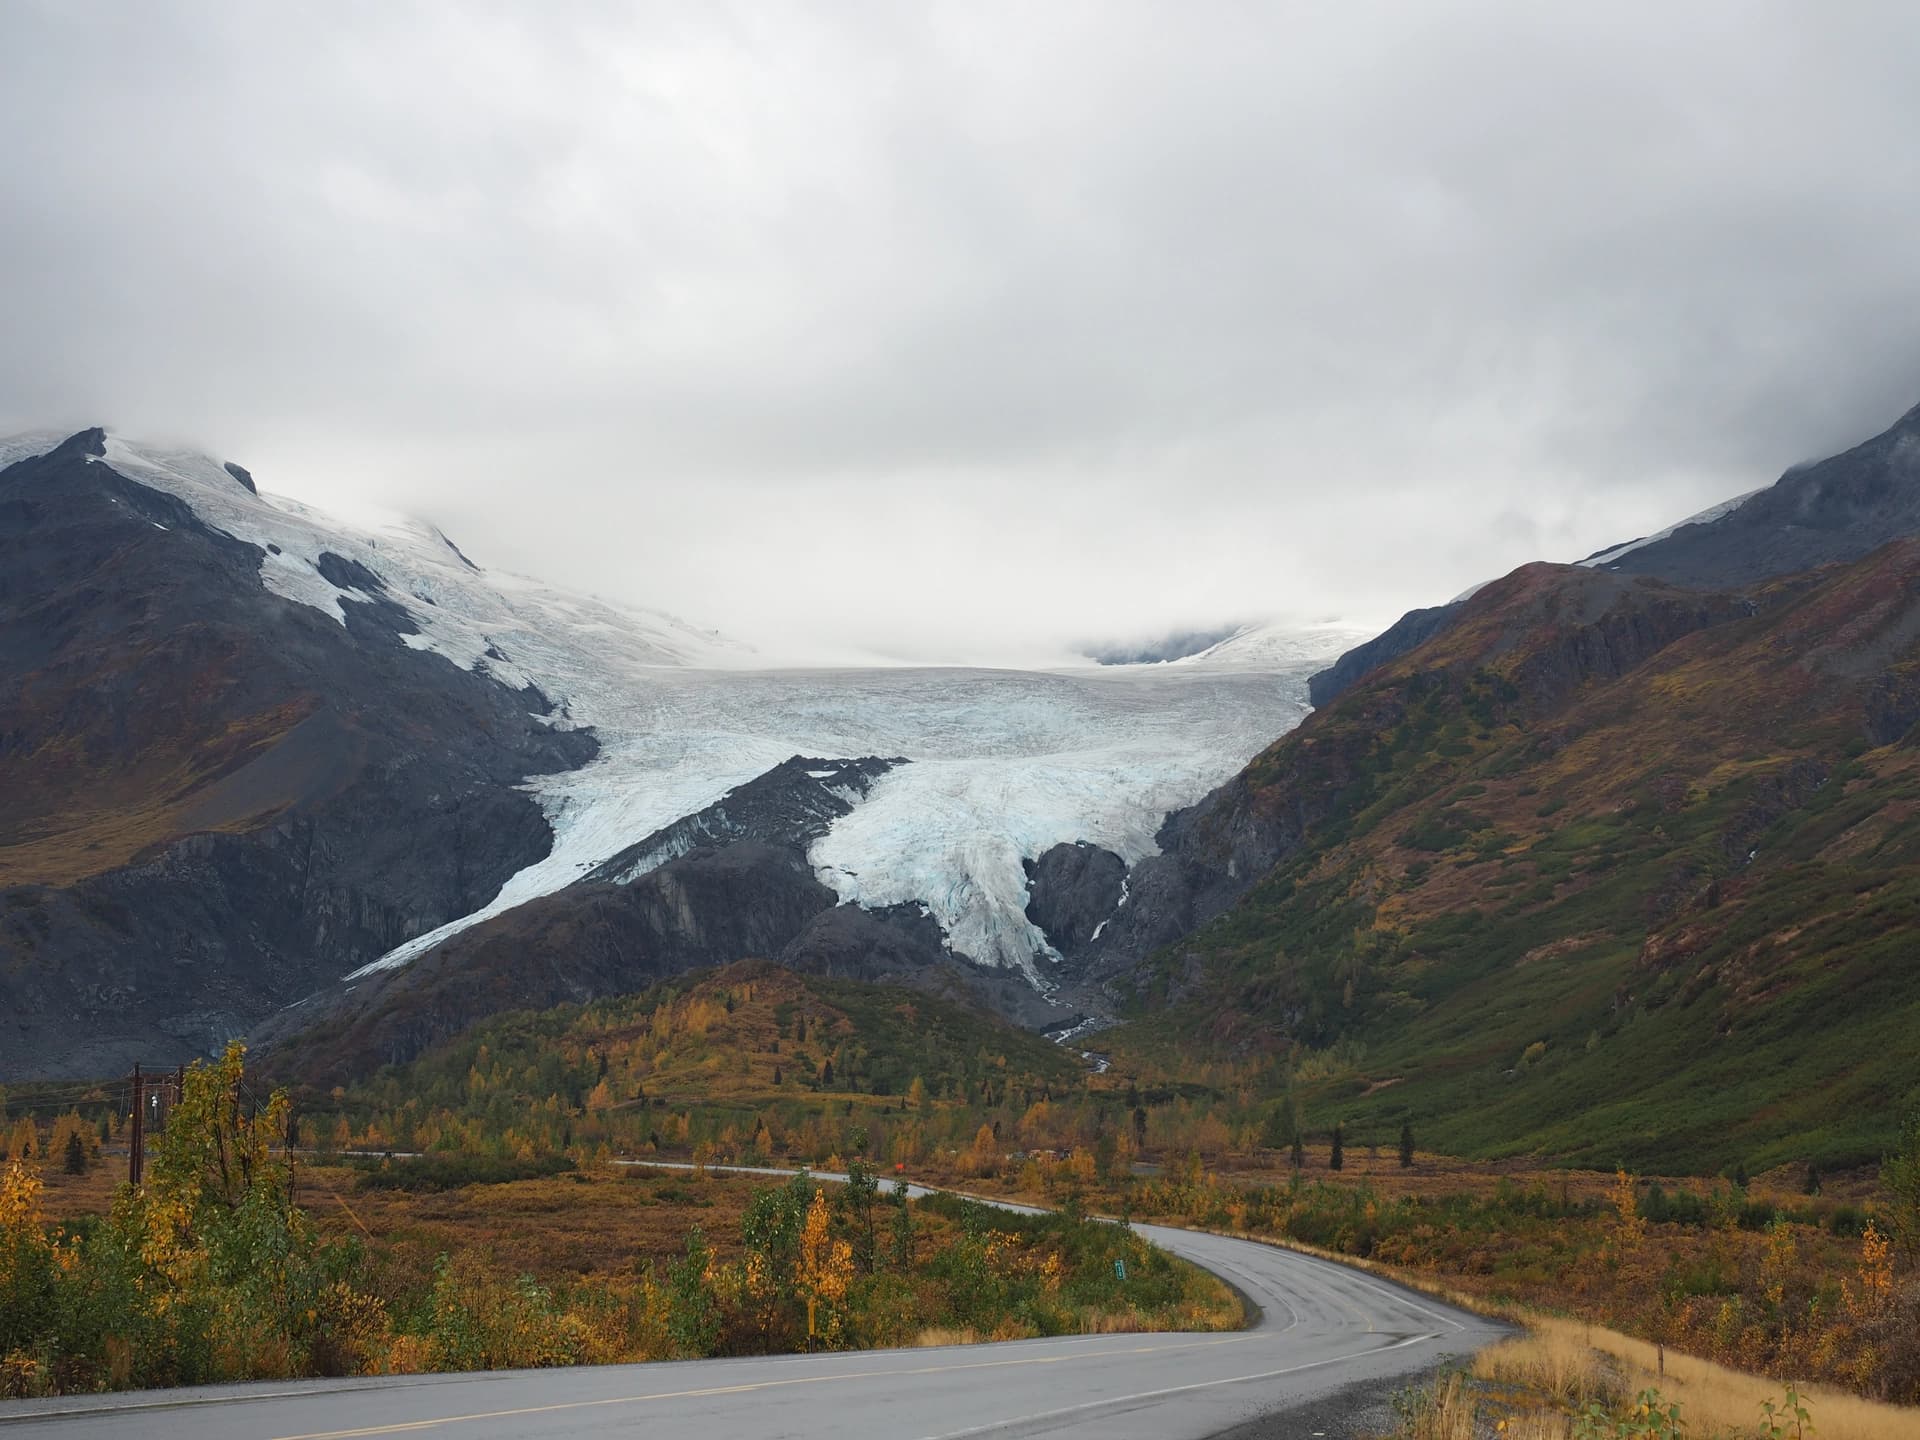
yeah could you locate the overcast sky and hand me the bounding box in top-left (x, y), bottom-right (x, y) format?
top-left (5, 2), bottom-right (1920, 662)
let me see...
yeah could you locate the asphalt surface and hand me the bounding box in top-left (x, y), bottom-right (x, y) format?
top-left (0, 1168), bottom-right (1504, 1440)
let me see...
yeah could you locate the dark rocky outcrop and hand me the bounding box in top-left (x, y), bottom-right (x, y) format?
top-left (1307, 600), bottom-right (1463, 708)
top-left (1022, 841), bottom-right (1126, 957)
top-left (584, 755), bottom-right (904, 884)
top-left (0, 433), bottom-right (596, 1078)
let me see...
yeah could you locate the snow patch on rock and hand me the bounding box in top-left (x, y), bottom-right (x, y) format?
top-left (1578, 489), bottom-right (1766, 569)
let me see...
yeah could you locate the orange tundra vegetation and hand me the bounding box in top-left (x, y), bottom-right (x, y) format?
top-left (265, 961), bottom-right (1920, 1409)
top-left (0, 1042), bottom-right (1240, 1397)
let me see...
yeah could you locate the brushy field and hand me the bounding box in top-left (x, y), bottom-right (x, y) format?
top-left (940, 1142), bottom-right (1920, 1415)
top-left (0, 1045), bottom-right (1241, 1397)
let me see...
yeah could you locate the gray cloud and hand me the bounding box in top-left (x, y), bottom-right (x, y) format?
top-left (4, 1), bottom-right (1919, 661)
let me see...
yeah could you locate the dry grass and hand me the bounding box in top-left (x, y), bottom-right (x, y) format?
top-left (33, 1154), bottom-right (130, 1218)
top-left (1402, 1371), bottom-right (1479, 1440)
top-left (1474, 1315), bottom-right (1920, 1440)
top-left (913, 1327), bottom-right (980, 1348)
top-left (1502, 1413), bottom-right (1572, 1440)
top-left (1472, 1325), bottom-right (1619, 1411)
top-left (298, 1162), bottom-right (768, 1274)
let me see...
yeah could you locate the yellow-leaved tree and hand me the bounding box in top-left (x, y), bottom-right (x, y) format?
top-left (2, 1042), bottom-right (388, 1397)
top-left (795, 1188), bottom-right (853, 1345)
top-left (0, 1156), bottom-right (65, 1393)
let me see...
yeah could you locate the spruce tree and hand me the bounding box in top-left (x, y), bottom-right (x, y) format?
top-left (63, 1129), bottom-right (88, 1175)
top-left (1399, 1122), bottom-right (1415, 1169)
top-left (1261, 1107), bottom-right (1292, 1151)
top-left (890, 1180), bottom-right (913, 1268)
top-left (1290, 1133), bottom-right (1305, 1169)
top-left (1329, 1124), bottom-right (1344, 1171)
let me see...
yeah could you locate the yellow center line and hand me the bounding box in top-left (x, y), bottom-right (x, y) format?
top-left (269, 1335), bottom-right (1257, 1440)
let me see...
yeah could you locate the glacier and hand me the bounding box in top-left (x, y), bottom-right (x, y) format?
top-left (20, 431), bottom-right (1367, 990)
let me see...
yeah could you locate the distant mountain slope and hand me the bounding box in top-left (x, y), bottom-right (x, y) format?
top-left (1106, 540), bottom-right (1920, 1171)
top-left (1082, 624), bottom-right (1244, 666)
top-left (1308, 399), bottom-right (1920, 707)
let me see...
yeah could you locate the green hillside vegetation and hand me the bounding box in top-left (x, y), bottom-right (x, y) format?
top-left (1110, 545), bottom-right (1920, 1173)
top-left (300, 960), bottom-right (1086, 1167)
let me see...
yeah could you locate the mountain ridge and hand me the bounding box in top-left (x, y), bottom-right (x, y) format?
top-left (1104, 533), bottom-right (1920, 1169)
top-left (1308, 396), bottom-right (1920, 708)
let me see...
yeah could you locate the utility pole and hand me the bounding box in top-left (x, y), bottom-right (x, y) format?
top-left (128, 1064), bottom-right (144, 1187)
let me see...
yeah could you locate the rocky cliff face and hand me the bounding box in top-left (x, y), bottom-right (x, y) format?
top-left (1021, 841), bottom-right (1126, 957)
top-left (583, 756), bottom-right (904, 884)
top-left (0, 432), bottom-right (595, 1077)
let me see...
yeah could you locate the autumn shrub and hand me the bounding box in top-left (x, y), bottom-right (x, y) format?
top-left (0, 1162), bottom-right (60, 1391)
top-left (7, 1067), bottom-right (1239, 1394)
top-left (666, 1226), bottom-right (722, 1356)
top-left (0, 1043), bottom-right (381, 1394)
top-left (420, 1254), bottom-right (583, 1370)
top-left (843, 1271), bottom-right (929, 1348)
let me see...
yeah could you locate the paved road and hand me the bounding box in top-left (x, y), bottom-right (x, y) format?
top-left (0, 1168), bottom-right (1503, 1440)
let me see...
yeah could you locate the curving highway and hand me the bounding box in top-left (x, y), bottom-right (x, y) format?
top-left (0, 1171), bottom-right (1503, 1440)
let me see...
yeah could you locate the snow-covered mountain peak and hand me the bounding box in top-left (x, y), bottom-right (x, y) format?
top-left (0, 428), bottom-right (757, 694)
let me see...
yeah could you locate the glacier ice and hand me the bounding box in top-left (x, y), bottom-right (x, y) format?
top-left (11, 431), bottom-right (1367, 990)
